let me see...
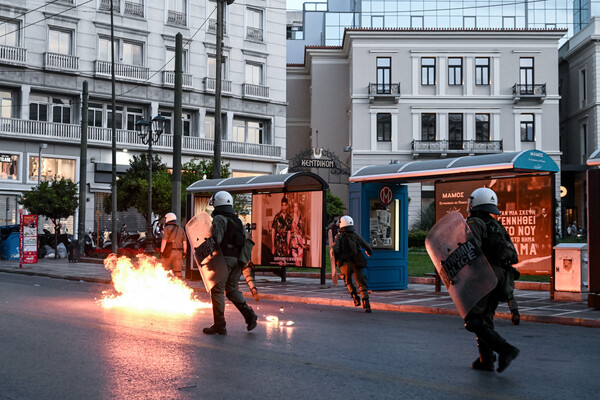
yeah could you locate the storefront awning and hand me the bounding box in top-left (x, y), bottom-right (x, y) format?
top-left (587, 148), bottom-right (600, 167)
top-left (350, 150), bottom-right (559, 183)
top-left (186, 171), bottom-right (328, 194)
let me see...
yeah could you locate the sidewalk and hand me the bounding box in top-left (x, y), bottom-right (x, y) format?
top-left (1, 257), bottom-right (598, 328)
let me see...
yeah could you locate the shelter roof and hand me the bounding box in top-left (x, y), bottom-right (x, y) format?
top-left (186, 172), bottom-right (328, 194)
top-left (588, 148), bottom-right (600, 167)
top-left (350, 151), bottom-right (559, 184)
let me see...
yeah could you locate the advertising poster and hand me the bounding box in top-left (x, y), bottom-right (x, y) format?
top-left (369, 199), bottom-right (396, 249)
top-left (20, 214), bottom-right (38, 264)
top-left (435, 175), bottom-right (553, 275)
top-left (251, 191), bottom-right (322, 268)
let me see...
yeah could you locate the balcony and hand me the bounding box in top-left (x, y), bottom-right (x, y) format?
top-left (99, 0), bottom-right (120, 11)
top-left (368, 83), bottom-right (401, 103)
top-left (512, 84), bottom-right (546, 103)
top-left (124, 1), bottom-right (144, 17)
top-left (208, 19), bottom-right (227, 34)
top-left (204, 77), bottom-right (232, 94)
top-left (0, 117), bottom-right (282, 159)
top-left (246, 27), bottom-right (263, 41)
top-left (163, 71), bottom-right (194, 89)
top-left (243, 83), bottom-right (269, 100)
top-left (44, 52), bottom-right (79, 72)
top-left (411, 139), bottom-right (503, 157)
top-left (0, 45), bottom-right (26, 65)
top-left (167, 10), bottom-right (186, 26)
top-left (95, 60), bottom-right (149, 82)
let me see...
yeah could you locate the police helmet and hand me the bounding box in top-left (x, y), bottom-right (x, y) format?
top-left (209, 191), bottom-right (233, 208)
top-left (339, 215), bottom-right (354, 229)
top-left (165, 212), bottom-right (177, 223)
top-left (468, 187), bottom-right (501, 215)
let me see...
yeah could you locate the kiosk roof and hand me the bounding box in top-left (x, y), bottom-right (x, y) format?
top-left (186, 171), bottom-right (328, 194)
top-left (588, 149), bottom-right (600, 167)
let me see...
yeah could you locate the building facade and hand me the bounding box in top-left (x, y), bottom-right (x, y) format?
top-left (287, 28), bottom-right (564, 225)
top-left (0, 0), bottom-right (287, 233)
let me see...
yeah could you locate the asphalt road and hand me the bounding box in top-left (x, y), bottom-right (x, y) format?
top-left (0, 273), bottom-right (599, 400)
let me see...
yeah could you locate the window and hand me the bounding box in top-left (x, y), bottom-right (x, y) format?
top-left (520, 114), bottom-right (534, 142)
top-left (233, 119), bottom-right (265, 144)
top-left (158, 110), bottom-right (192, 136)
top-left (579, 69), bottom-right (587, 105)
top-left (246, 8), bottom-right (263, 41)
top-left (166, 48), bottom-right (187, 72)
top-left (448, 113), bottom-right (463, 149)
top-left (475, 58), bottom-right (489, 85)
top-left (0, 154), bottom-right (19, 181)
top-left (207, 1), bottom-right (226, 33)
top-left (208, 55), bottom-right (226, 79)
top-left (421, 58), bottom-right (435, 86)
top-left (287, 26), bottom-right (304, 40)
top-left (28, 156), bottom-right (75, 182)
top-left (0, 20), bottom-right (19, 47)
top-left (88, 102), bottom-right (103, 127)
top-left (30, 95), bottom-right (49, 121)
top-left (126, 107), bottom-right (143, 131)
top-left (376, 113), bottom-right (391, 142)
top-left (98, 37), bottom-right (118, 62)
top-left (52, 98), bottom-right (72, 124)
top-left (122, 41), bottom-right (143, 66)
top-left (245, 62), bottom-right (263, 86)
top-left (475, 114), bottom-right (490, 142)
top-left (520, 57), bottom-right (534, 93)
top-left (107, 106), bottom-right (123, 130)
top-left (421, 113), bottom-right (436, 141)
top-left (0, 90), bottom-right (14, 118)
top-left (167, 0), bottom-right (187, 25)
top-left (49, 28), bottom-right (72, 55)
top-left (183, 112), bottom-right (191, 136)
top-left (448, 58), bottom-right (462, 85)
top-left (205, 114), bottom-right (215, 139)
top-left (376, 57), bottom-right (391, 93)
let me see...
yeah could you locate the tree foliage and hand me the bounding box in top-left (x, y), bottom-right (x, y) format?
top-left (19, 178), bottom-right (79, 256)
top-left (325, 189), bottom-right (345, 225)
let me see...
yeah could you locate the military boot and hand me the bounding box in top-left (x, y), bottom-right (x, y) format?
top-left (203, 310), bottom-right (227, 335)
top-left (497, 345), bottom-right (520, 373)
top-left (351, 292), bottom-right (361, 307)
top-left (362, 298), bottom-right (371, 313)
top-left (472, 338), bottom-right (495, 371)
top-left (234, 302), bottom-right (258, 331)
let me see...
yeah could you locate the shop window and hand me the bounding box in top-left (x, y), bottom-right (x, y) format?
top-left (0, 154), bottom-right (19, 181)
top-left (29, 156), bottom-right (75, 182)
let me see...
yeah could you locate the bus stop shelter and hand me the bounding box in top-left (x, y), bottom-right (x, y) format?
top-left (349, 150), bottom-right (559, 292)
top-left (185, 172), bottom-right (329, 284)
top-left (587, 149), bottom-right (600, 309)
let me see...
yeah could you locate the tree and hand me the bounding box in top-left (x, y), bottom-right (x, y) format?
top-left (19, 178), bottom-right (79, 257)
top-left (325, 189), bottom-right (345, 225)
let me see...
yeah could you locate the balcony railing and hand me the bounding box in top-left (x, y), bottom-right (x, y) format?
top-left (0, 45), bottom-right (26, 64)
top-left (243, 83), bottom-right (269, 99)
top-left (163, 71), bottom-right (194, 88)
top-left (95, 60), bottom-right (149, 81)
top-left (512, 84), bottom-right (546, 103)
top-left (0, 117), bottom-right (281, 159)
top-left (124, 1), bottom-right (144, 17)
top-left (167, 10), bottom-right (186, 25)
top-left (99, 0), bottom-right (120, 11)
top-left (204, 77), bottom-right (232, 94)
top-left (368, 83), bottom-right (401, 102)
top-left (44, 52), bottom-right (79, 71)
top-left (208, 19), bottom-right (227, 34)
top-left (412, 139), bottom-right (503, 156)
top-left (246, 27), bottom-right (263, 41)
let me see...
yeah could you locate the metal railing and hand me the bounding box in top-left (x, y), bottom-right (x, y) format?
top-left (0, 117), bottom-right (281, 159)
top-left (95, 60), bottom-right (149, 81)
top-left (246, 27), bottom-right (263, 41)
top-left (412, 139), bottom-right (503, 154)
top-left (163, 71), bottom-right (194, 88)
top-left (0, 45), bottom-right (26, 64)
top-left (44, 52), bottom-right (79, 71)
top-left (368, 83), bottom-right (400, 95)
top-left (208, 19), bottom-right (227, 34)
top-left (167, 10), bottom-right (186, 25)
top-left (204, 77), bottom-right (232, 93)
top-left (243, 83), bottom-right (269, 99)
top-left (99, 0), bottom-right (120, 11)
top-left (124, 1), bottom-right (144, 17)
top-left (512, 83), bottom-right (546, 103)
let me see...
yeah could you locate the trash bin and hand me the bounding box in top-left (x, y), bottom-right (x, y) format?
top-left (68, 240), bottom-right (80, 263)
top-left (554, 243), bottom-right (588, 301)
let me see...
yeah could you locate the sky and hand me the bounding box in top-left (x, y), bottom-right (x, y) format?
top-left (286, 0), bottom-right (326, 12)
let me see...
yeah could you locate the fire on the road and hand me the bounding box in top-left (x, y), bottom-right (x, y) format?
top-left (99, 254), bottom-right (210, 314)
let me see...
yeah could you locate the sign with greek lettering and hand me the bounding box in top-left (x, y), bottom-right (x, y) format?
top-left (300, 159), bottom-right (334, 168)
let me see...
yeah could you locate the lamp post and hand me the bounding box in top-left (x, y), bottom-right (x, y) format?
top-left (135, 115), bottom-right (166, 253)
top-left (38, 143), bottom-right (47, 183)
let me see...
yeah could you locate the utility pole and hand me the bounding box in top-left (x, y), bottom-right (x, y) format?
top-left (110, 0), bottom-right (118, 254)
top-left (78, 81), bottom-right (88, 256)
top-left (172, 33), bottom-right (183, 220)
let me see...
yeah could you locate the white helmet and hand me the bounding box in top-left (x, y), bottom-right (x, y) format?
top-left (165, 212), bottom-right (177, 223)
top-left (210, 191), bottom-right (233, 208)
top-left (339, 215), bottom-right (354, 229)
top-left (468, 187), bottom-right (501, 215)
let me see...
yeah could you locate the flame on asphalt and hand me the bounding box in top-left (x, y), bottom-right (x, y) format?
top-left (265, 315), bottom-right (295, 327)
top-left (99, 254), bottom-right (210, 314)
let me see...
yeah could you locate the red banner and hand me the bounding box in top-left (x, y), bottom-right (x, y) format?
top-left (20, 214), bottom-right (38, 266)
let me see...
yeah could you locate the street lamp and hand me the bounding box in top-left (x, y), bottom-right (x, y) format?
top-left (38, 143), bottom-right (47, 183)
top-left (135, 115), bottom-right (166, 253)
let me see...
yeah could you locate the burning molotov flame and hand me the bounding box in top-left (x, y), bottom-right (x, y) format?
top-left (265, 315), bottom-right (295, 327)
top-left (99, 254), bottom-right (210, 315)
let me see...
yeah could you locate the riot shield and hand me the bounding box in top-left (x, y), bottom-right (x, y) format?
top-left (185, 212), bottom-right (228, 293)
top-left (425, 211), bottom-right (498, 318)
top-left (328, 228), bottom-right (338, 286)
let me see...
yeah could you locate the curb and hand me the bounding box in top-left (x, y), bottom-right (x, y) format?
top-left (0, 267), bottom-right (111, 284)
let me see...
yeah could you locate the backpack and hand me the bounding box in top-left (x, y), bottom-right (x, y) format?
top-left (221, 215), bottom-right (245, 258)
top-left (481, 217), bottom-right (519, 267)
top-left (339, 231), bottom-right (367, 267)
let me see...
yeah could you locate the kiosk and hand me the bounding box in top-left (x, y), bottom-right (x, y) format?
top-left (586, 149), bottom-right (600, 309)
